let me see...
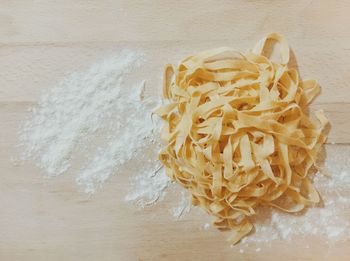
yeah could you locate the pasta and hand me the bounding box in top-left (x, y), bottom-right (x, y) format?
top-left (155, 33), bottom-right (329, 244)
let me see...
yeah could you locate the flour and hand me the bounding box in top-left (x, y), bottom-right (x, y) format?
top-left (203, 223), bottom-right (210, 230)
top-left (76, 80), bottom-right (159, 193)
top-left (170, 190), bottom-right (191, 219)
top-left (19, 50), bottom-right (160, 193)
top-left (124, 164), bottom-right (171, 208)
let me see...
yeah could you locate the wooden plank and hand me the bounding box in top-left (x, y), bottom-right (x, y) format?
top-left (0, 0), bottom-right (350, 260)
top-left (0, 0), bottom-right (350, 43)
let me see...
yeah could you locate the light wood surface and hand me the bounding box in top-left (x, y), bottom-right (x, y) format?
top-left (0, 1), bottom-right (349, 260)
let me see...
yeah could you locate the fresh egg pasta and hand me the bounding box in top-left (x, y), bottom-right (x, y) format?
top-left (155, 33), bottom-right (328, 244)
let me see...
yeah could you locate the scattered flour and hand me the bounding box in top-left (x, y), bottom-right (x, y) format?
top-left (170, 190), bottom-right (191, 219)
top-left (19, 50), bottom-right (160, 193)
top-left (75, 80), bottom-right (158, 193)
top-left (203, 223), bottom-right (211, 230)
top-left (124, 165), bottom-right (170, 208)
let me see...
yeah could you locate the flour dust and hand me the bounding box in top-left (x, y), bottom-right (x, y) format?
top-left (19, 50), bottom-right (160, 193)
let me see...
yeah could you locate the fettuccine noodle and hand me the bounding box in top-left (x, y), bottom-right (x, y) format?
top-left (155, 33), bottom-right (328, 244)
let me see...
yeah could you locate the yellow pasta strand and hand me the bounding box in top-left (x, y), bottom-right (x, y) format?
top-left (155, 33), bottom-right (329, 244)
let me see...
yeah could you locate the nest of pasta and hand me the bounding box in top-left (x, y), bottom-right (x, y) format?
top-left (155, 33), bottom-right (328, 244)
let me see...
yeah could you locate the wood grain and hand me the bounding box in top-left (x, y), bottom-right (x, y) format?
top-left (0, 1), bottom-right (349, 260)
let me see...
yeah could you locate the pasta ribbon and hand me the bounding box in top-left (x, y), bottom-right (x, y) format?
top-left (155, 33), bottom-right (328, 244)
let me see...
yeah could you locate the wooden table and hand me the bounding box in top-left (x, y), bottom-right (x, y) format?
top-left (0, 1), bottom-right (349, 260)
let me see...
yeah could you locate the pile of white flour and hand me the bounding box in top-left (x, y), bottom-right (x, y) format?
top-left (19, 50), bottom-right (166, 193)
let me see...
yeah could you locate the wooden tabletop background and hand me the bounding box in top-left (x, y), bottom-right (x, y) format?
top-left (0, 1), bottom-right (349, 260)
